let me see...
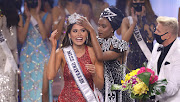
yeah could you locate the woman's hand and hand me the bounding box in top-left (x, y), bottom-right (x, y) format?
top-left (77, 17), bottom-right (94, 32)
top-left (131, 7), bottom-right (138, 24)
top-left (141, 6), bottom-right (146, 17)
top-left (86, 64), bottom-right (96, 77)
top-left (36, 0), bottom-right (41, 16)
top-left (49, 30), bottom-right (58, 49)
top-left (24, 2), bottom-right (31, 19)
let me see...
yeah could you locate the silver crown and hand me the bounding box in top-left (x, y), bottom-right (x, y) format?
top-left (68, 13), bottom-right (83, 24)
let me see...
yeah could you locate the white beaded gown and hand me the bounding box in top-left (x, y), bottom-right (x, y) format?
top-left (0, 16), bottom-right (18, 102)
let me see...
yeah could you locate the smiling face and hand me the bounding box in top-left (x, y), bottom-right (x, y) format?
top-left (68, 24), bottom-right (88, 46)
top-left (98, 18), bottom-right (114, 39)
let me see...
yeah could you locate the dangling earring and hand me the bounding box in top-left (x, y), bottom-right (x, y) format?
top-left (86, 36), bottom-right (88, 45)
top-left (69, 38), bottom-right (72, 45)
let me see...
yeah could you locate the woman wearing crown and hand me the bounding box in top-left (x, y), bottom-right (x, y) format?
top-left (47, 13), bottom-right (104, 102)
top-left (78, 6), bottom-right (134, 102)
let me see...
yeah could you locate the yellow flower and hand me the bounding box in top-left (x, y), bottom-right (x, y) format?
top-left (121, 80), bottom-right (125, 84)
top-left (133, 81), bottom-right (149, 96)
top-left (124, 69), bottom-right (140, 82)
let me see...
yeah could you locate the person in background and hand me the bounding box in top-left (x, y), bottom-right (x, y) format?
top-left (88, 0), bottom-right (109, 33)
top-left (0, 0), bottom-right (19, 101)
top-left (17, 0), bottom-right (52, 101)
top-left (79, 6), bottom-right (134, 102)
top-left (52, 0), bottom-right (91, 48)
top-left (147, 16), bottom-right (180, 102)
top-left (47, 13), bottom-right (104, 102)
top-left (121, 0), bottom-right (157, 72)
top-left (44, 0), bottom-right (54, 13)
top-left (115, 0), bottom-right (127, 35)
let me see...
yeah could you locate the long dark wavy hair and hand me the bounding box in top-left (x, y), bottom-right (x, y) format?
top-left (61, 23), bottom-right (92, 48)
top-left (125, 0), bottom-right (157, 24)
top-left (0, 0), bottom-right (19, 28)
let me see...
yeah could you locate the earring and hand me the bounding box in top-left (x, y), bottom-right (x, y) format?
top-left (69, 38), bottom-right (72, 45)
top-left (86, 36), bottom-right (88, 44)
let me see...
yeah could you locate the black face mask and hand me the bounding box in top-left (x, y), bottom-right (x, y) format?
top-left (133, 3), bottom-right (144, 12)
top-left (154, 32), bottom-right (168, 44)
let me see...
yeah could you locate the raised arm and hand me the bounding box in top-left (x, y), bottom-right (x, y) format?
top-left (52, 6), bottom-right (66, 40)
top-left (78, 17), bottom-right (123, 61)
top-left (47, 30), bottom-right (62, 80)
top-left (35, 0), bottom-right (52, 40)
top-left (17, 3), bottom-right (31, 44)
top-left (121, 8), bottom-right (137, 42)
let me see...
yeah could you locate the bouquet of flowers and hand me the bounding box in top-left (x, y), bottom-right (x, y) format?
top-left (111, 67), bottom-right (167, 101)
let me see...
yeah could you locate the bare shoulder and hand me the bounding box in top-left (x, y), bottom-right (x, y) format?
top-left (122, 17), bottom-right (131, 29)
top-left (122, 17), bottom-right (130, 25)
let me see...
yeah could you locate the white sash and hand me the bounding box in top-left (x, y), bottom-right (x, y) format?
top-left (30, 15), bottom-right (51, 50)
top-left (128, 16), bottom-right (151, 61)
top-left (0, 30), bottom-right (18, 73)
top-left (63, 46), bottom-right (98, 102)
top-left (30, 16), bottom-right (41, 34)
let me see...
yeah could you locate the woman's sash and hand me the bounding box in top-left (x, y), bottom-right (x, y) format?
top-left (30, 16), bottom-right (41, 34)
top-left (128, 16), bottom-right (151, 61)
top-left (0, 30), bottom-right (18, 73)
top-left (63, 46), bottom-right (98, 102)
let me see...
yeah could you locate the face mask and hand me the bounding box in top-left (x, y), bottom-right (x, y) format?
top-left (154, 32), bottom-right (168, 44)
top-left (133, 3), bottom-right (144, 12)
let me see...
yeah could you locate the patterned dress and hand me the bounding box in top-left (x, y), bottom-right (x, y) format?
top-left (20, 13), bottom-right (52, 102)
top-left (0, 16), bottom-right (18, 102)
top-left (58, 46), bottom-right (94, 102)
top-left (98, 36), bottom-right (134, 102)
top-left (127, 16), bottom-right (156, 71)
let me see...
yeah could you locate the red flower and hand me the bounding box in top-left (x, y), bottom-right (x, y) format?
top-left (137, 67), bottom-right (158, 84)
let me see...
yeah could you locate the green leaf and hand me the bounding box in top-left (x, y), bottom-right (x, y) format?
top-left (142, 62), bottom-right (148, 67)
top-left (111, 84), bottom-right (122, 91)
top-left (137, 72), bottom-right (151, 86)
top-left (131, 93), bottom-right (144, 99)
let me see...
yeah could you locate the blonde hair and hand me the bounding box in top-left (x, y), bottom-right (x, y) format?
top-left (157, 16), bottom-right (179, 35)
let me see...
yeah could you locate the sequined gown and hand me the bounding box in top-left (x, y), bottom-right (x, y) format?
top-left (58, 46), bottom-right (94, 102)
top-left (0, 16), bottom-right (18, 102)
top-left (98, 36), bottom-right (134, 102)
top-left (127, 16), bottom-right (156, 71)
top-left (20, 13), bottom-right (52, 102)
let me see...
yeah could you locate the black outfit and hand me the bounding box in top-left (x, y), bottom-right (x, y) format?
top-left (157, 40), bottom-right (175, 74)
